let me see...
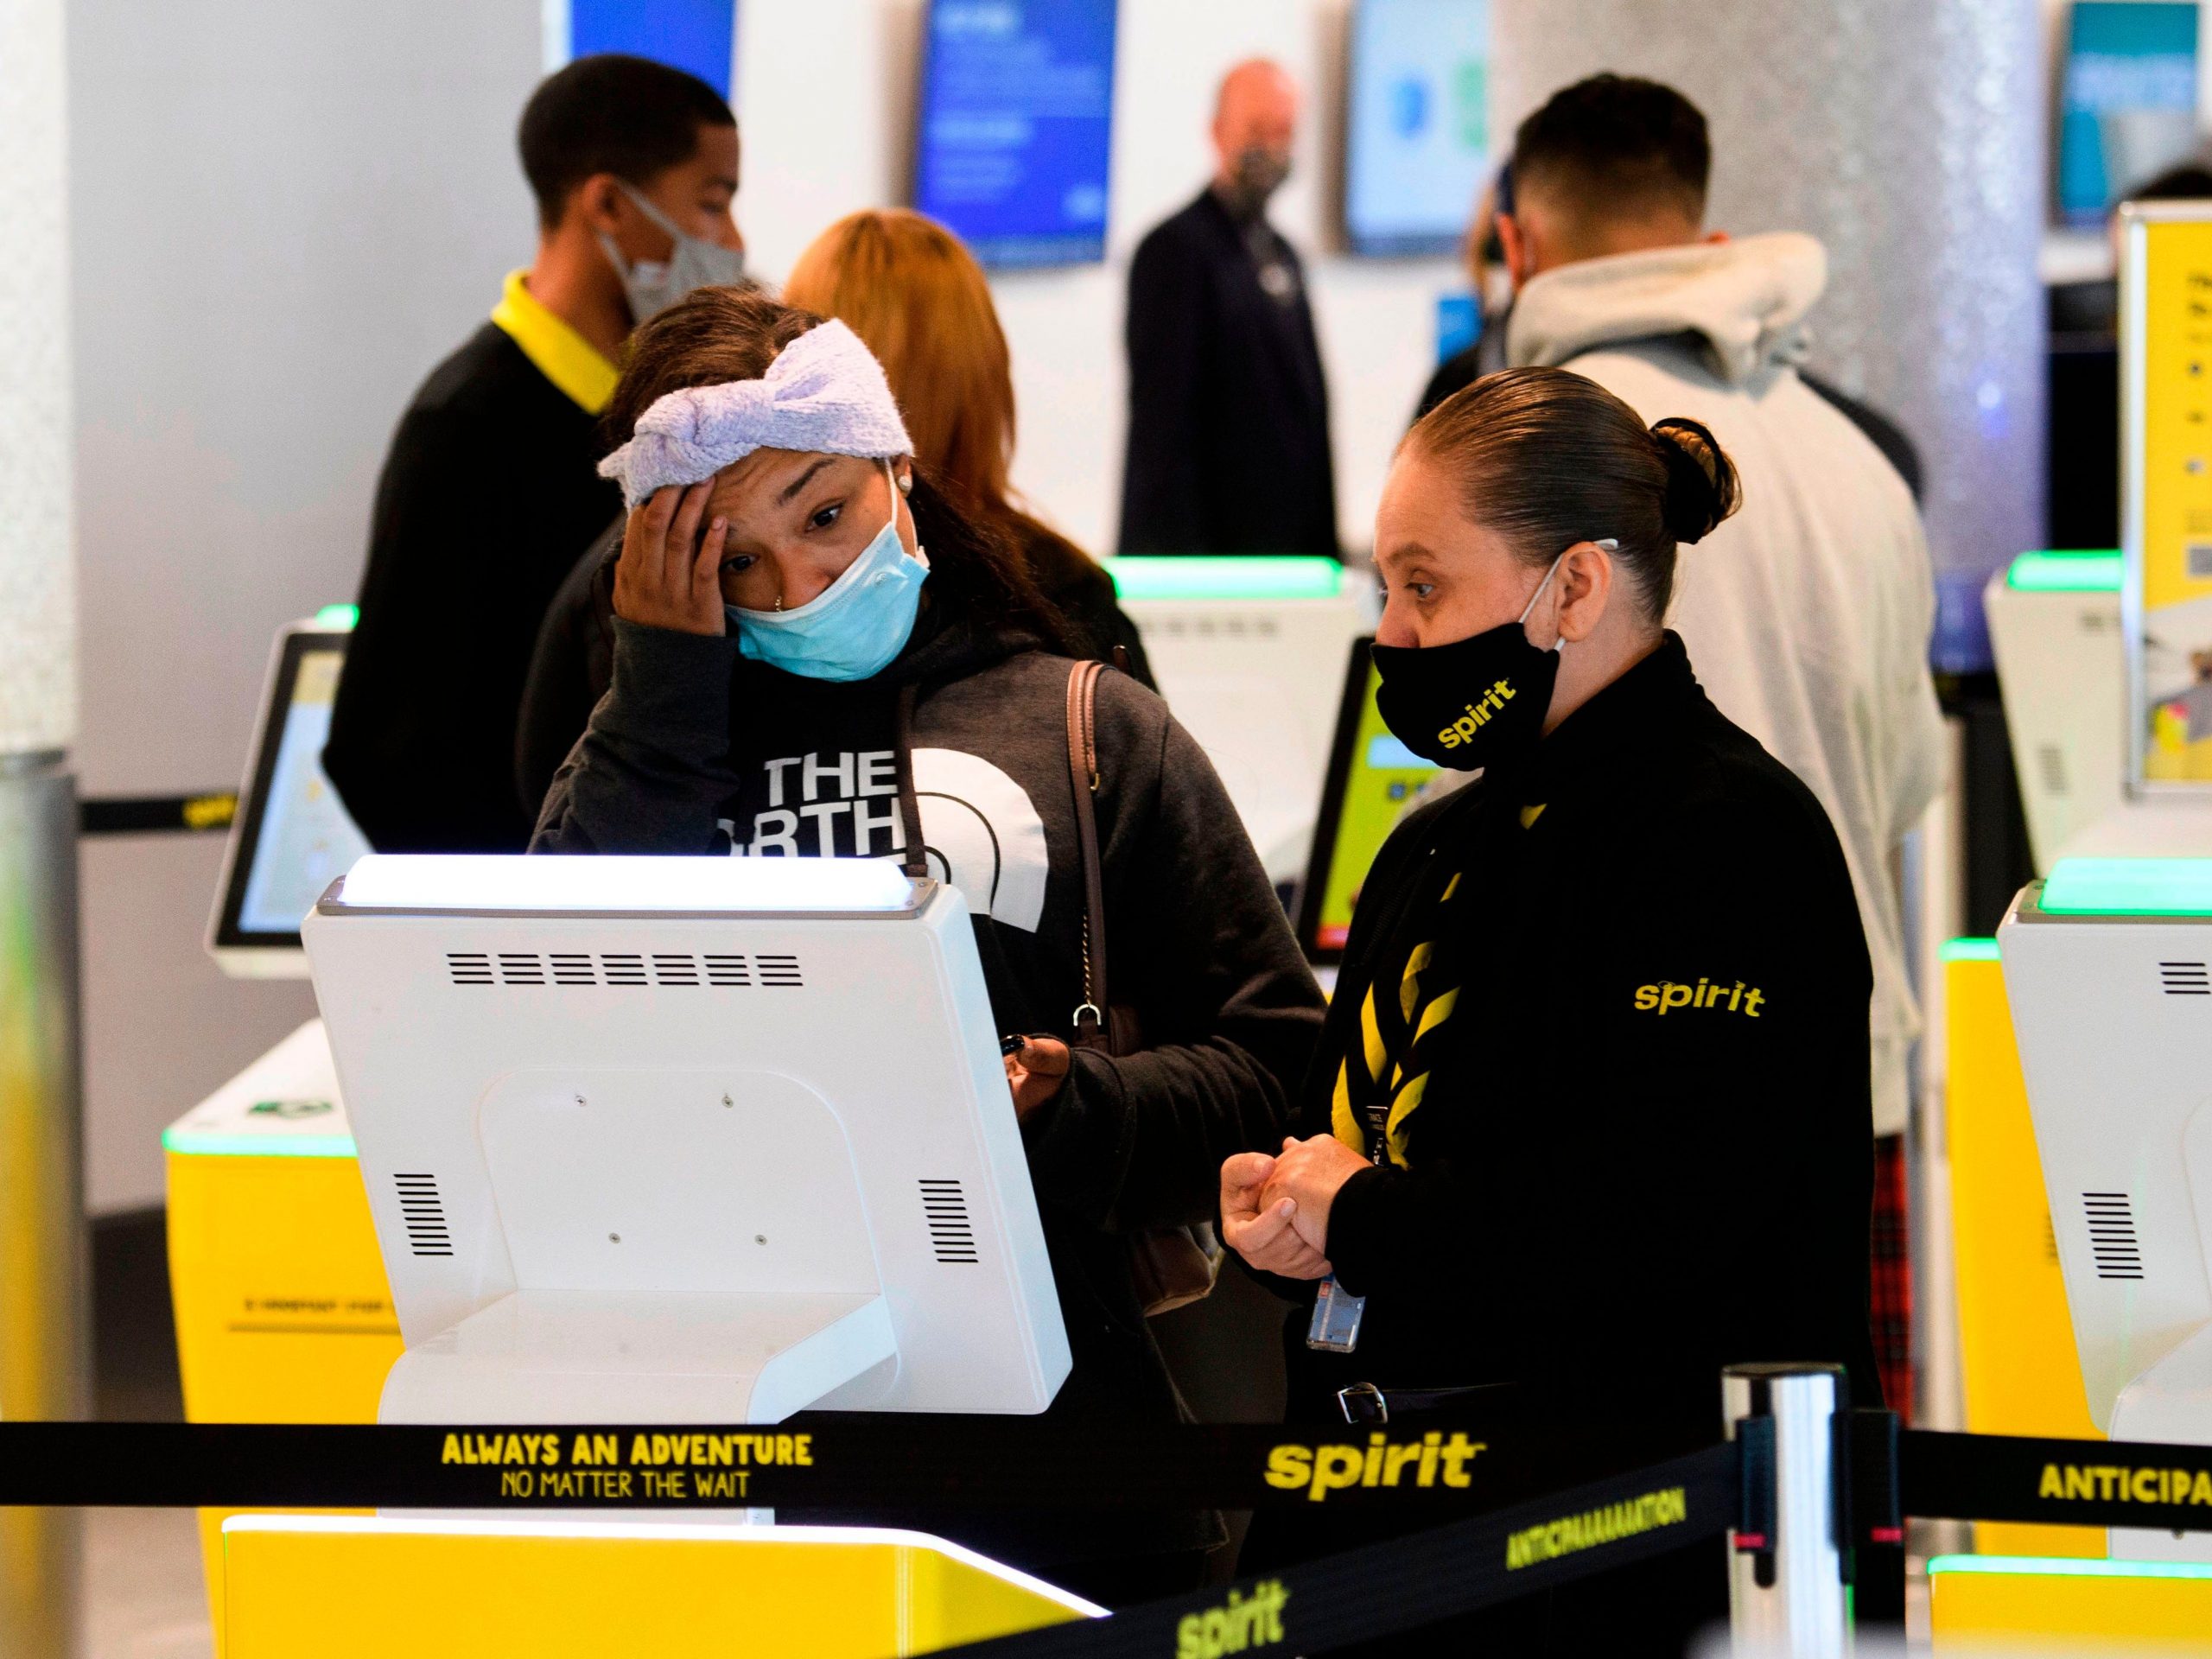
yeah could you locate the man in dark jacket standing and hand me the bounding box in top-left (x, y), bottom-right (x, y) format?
top-left (1118, 60), bottom-right (1338, 559)
top-left (324, 54), bottom-right (743, 851)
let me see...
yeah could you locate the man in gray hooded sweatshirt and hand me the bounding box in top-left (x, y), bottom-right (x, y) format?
top-left (1494, 74), bottom-right (1944, 1427)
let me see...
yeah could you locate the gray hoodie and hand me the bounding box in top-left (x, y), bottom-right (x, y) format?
top-left (1507, 232), bottom-right (1943, 1138)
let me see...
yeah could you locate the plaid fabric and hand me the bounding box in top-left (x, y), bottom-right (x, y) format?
top-left (1868, 1132), bottom-right (1911, 1424)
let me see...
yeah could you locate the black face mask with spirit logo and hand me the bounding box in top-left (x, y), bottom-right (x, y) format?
top-left (1371, 546), bottom-right (1604, 772)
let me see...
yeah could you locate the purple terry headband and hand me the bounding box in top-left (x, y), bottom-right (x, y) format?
top-left (597, 318), bottom-right (915, 508)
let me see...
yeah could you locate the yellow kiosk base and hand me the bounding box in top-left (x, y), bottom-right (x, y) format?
top-left (222, 1516), bottom-right (1096, 1657)
top-left (1930, 1554), bottom-right (2212, 1651)
top-left (164, 1020), bottom-right (399, 1650)
top-left (1942, 942), bottom-right (2104, 1559)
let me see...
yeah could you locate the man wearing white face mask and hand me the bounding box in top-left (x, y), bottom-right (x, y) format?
top-left (326, 54), bottom-right (747, 855)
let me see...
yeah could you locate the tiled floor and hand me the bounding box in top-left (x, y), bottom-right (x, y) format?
top-left (84, 1510), bottom-right (211, 1659)
top-left (88, 1212), bottom-right (213, 1657)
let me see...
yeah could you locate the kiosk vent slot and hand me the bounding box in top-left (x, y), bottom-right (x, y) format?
top-left (2083, 1192), bottom-right (2144, 1280)
top-left (2036, 743), bottom-right (2067, 798)
top-left (2159, 961), bottom-right (2210, 995)
top-left (919, 1179), bottom-right (977, 1263)
top-left (443, 950), bottom-right (789, 988)
top-left (394, 1173), bottom-right (453, 1257)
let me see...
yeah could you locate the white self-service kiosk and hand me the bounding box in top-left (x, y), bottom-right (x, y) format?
top-left (1984, 550), bottom-right (2125, 873)
top-left (2001, 855), bottom-right (2212, 1560)
top-left (208, 611), bottom-right (372, 976)
top-left (302, 853), bottom-right (1071, 1427)
top-left (1103, 555), bottom-right (1374, 883)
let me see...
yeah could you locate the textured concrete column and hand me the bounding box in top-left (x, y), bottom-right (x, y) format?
top-left (0, 0), bottom-right (86, 1651)
top-left (1493, 0), bottom-right (2045, 646)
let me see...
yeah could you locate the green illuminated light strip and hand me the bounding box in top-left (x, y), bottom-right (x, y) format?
top-left (162, 1128), bottom-right (357, 1159)
top-left (1939, 937), bottom-right (2000, 963)
top-left (314, 602), bottom-right (360, 630)
top-left (1928, 1553), bottom-right (2212, 1582)
top-left (2005, 550), bottom-right (2123, 594)
top-left (2041, 857), bottom-right (2212, 916)
top-left (1101, 556), bottom-right (1344, 602)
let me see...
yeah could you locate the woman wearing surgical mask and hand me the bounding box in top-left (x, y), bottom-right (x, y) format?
top-left (1224, 368), bottom-right (1881, 1655)
top-left (532, 287), bottom-right (1325, 1604)
top-left (513, 212), bottom-right (1157, 818)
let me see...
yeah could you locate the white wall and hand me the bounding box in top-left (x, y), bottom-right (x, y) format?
top-left (70, 0), bottom-right (543, 1211)
top-left (734, 0), bottom-right (1465, 556)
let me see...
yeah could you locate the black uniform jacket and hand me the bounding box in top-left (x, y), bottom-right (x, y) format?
top-left (1118, 189), bottom-right (1337, 558)
top-left (1288, 633), bottom-right (1880, 1448)
top-left (324, 322), bottom-right (620, 851)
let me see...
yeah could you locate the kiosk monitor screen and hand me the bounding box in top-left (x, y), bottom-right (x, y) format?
top-left (913, 0), bottom-right (1117, 270)
top-left (210, 626), bottom-right (372, 967)
top-left (1344, 0), bottom-right (1492, 257)
top-left (1297, 639), bottom-right (1445, 960)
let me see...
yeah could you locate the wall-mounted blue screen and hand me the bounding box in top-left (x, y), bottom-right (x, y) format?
top-left (2057, 1), bottom-right (2201, 225)
top-left (1345, 0), bottom-right (1491, 257)
top-left (914, 0), bottom-right (1118, 270)
top-left (569, 0), bottom-right (736, 100)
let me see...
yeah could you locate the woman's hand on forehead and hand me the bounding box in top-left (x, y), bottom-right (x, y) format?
top-left (611, 479), bottom-right (729, 638)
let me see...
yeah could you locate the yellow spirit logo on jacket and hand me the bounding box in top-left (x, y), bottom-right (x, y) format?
top-left (1634, 979), bottom-right (1764, 1017)
top-left (1436, 679), bottom-right (1516, 749)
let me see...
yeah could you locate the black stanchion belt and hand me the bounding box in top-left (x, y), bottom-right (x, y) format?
top-left (0, 1417), bottom-right (1645, 1513)
top-left (928, 1443), bottom-right (1738, 1659)
top-left (79, 792), bottom-right (236, 836)
top-left (1902, 1427), bottom-right (2212, 1535)
top-left (0, 1421), bottom-right (1738, 1657)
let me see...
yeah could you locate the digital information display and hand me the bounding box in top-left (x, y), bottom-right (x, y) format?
top-left (914, 0), bottom-right (1117, 270)
top-left (563, 0), bottom-right (736, 99)
top-left (1344, 0), bottom-right (1491, 257)
top-left (2057, 1), bottom-right (2200, 226)
top-left (1299, 641), bottom-right (1443, 958)
top-left (216, 633), bottom-right (372, 950)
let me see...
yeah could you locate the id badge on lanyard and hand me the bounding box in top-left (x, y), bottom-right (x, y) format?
top-left (1306, 1104), bottom-right (1387, 1353)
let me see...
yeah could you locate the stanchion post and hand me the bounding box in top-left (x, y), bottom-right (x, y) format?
top-left (1723, 1363), bottom-right (1850, 1659)
top-left (0, 0), bottom-right (87, 1651)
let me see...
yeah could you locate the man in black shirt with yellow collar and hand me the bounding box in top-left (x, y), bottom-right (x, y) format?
top-left (325, 54), bottom-right (743, 851)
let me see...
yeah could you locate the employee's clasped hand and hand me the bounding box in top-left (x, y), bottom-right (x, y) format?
top-left (613, 479), bottom-right (729, 637)
top-left (1220, 1134), bottom-right (1368, 1281)
top-left (1003, 1035), bottom-right (1070, 1121)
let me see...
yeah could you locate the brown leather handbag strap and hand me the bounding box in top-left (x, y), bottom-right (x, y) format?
top-left (893, 682), bottom-right (929, 880)
top-left (1064, 660), bottom-right (1109, 1039)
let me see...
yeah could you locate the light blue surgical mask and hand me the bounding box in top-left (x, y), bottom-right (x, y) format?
top-left (729, 461), bottom-right (929, 681)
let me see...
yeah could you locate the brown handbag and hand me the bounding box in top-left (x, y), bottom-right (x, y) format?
top-left (1062, 660), bottom-right (1223, 1317)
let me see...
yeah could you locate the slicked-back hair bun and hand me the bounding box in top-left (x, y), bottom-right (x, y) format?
top-left (1407, 366), bottom-right (1745, 620)
top-left (1649, 418), bottom-right (1740, 544)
